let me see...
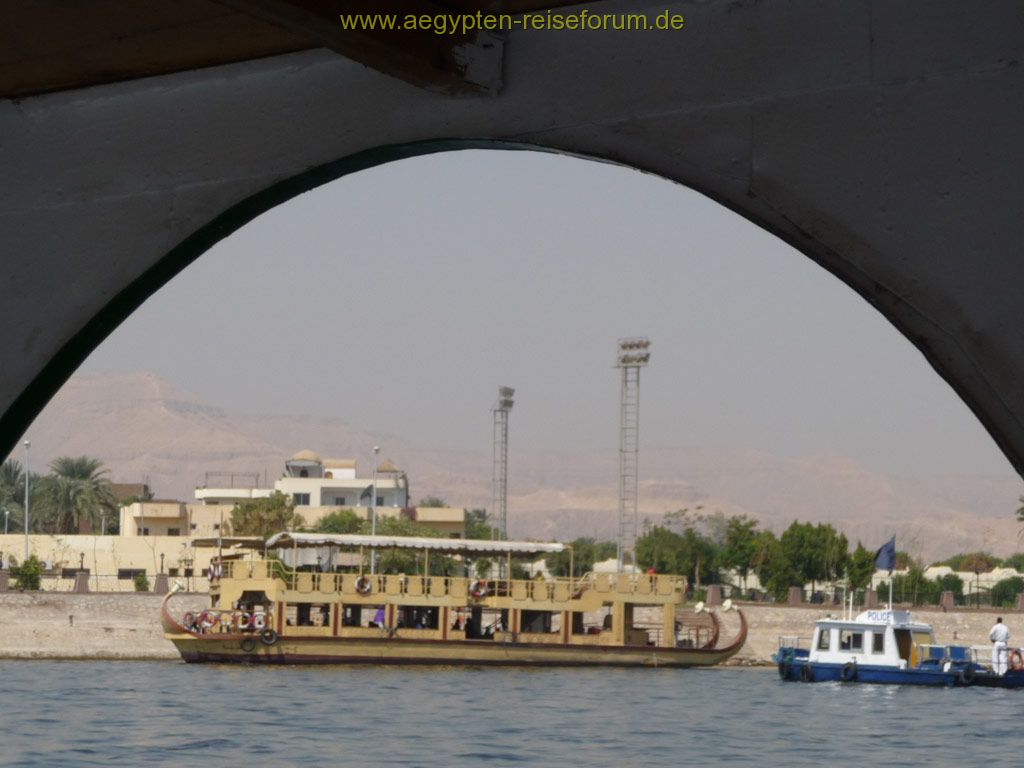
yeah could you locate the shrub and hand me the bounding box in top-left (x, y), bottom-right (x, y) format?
top-left (133, 572), bottom-right (150, 592)
top-left (11, 555), bottom-right (42, 591)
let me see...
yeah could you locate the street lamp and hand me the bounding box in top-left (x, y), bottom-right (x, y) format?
top-left (370, 446), bottom-right (380, 575)
top-left (23, 439), bottom-right (30, 561)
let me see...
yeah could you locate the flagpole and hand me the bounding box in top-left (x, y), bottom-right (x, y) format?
top-left (888, 572), bottom-right (893, 611)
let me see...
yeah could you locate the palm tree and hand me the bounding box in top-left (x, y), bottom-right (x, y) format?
top-left (40, 456), bottom-right (118, 534)
top-left (0, 459), bottom-right (25, 532)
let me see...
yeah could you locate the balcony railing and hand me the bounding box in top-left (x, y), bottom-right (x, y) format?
top-left (219, 560), bottom-right (684, 602)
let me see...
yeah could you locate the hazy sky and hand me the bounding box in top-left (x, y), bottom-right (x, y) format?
top-left (78, 150), bottom-right (1014, 477)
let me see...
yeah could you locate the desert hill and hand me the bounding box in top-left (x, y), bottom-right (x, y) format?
top-left (11, 372), bottom-right (1024, 562)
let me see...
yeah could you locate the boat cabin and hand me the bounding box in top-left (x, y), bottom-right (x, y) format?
top-left (809, 610), bottom-right (936, 669)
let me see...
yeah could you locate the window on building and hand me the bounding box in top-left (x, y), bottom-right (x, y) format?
top-left (167, 528), bottom-right (180, 536)
top-left (61, 568), bottom-right (89, 578)
top-left (299, 469), bottom-right (308, 478)
top-left (376, 495), bottom-right (384, 506)
top-left (334, 497), bottom-right (346, 506)
top-left (117, 568), bottom-right (146, 580)
top-left (293, 493), bottom-right (310, 505)
top-left (190, 523), bottom-right (197, 530)
top-left (168, 568), bottom-right (179, 577)
top-left (136, 527), bottom-right (149, 535)
top-left (184, 568), bottom-right (194, 577)
top-left (213, 523), bottom-right (220, 530)
top-left (817, 629), bottom-right (831, 650)
top-left (872, 632), bottom-right (885, 653)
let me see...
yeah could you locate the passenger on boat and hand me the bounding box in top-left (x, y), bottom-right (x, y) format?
top-left (990, 616), bottom-right (1010, 675)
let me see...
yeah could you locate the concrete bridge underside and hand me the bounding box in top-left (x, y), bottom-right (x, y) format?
top-left (2, 1), bottom-right (1023, 473)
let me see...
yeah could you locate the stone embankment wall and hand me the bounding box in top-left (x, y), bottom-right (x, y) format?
top-left (0, 592), bottom-right (205, 660)
top-left (0, 594), bottom-right (1013, 663)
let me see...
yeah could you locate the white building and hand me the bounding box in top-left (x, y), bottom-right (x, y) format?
top-left (196, 450), bottom-right (409, 511)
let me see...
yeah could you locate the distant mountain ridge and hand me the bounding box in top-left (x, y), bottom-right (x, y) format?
top-left (13, 371), bottom-right (1024, 562)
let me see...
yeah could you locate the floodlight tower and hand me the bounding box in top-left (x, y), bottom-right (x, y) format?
top-left (492, 386), bottom-right (515, 540)
top-left (616, 338), bottom-right (651, 571)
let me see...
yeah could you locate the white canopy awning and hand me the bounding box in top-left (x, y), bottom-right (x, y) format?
top-left (264, 532), bottom-right (565, 555)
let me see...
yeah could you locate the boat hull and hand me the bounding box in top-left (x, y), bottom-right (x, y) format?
top-left (168, 633), bottom-right (742, 667)
top-left (777, 660), bottom-right (1024, 688)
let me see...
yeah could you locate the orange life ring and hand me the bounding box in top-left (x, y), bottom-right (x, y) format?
top-left (355, 575), bottom-right (373, 595)
top-left (1010, 649), bottom-right (1023, 672)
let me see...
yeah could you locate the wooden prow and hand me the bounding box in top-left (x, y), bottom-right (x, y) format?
top-left (160, 580), bottom-right (193, 635)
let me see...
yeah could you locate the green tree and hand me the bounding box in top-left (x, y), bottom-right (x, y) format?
top-left (315, 509), bottom-right (362, 534)
top-left (991, 576), bottom-right (1024, 608)
top-left (418, 496), bottom-right (447, 508)
top-left (847, 542), bottom-right (876, 592)
top-left (935, 573), bottom-right (964, 600)
top-left (465, 509), bottom-right (499, 540)
top-left (0, 460), bottom-right (24, 532)
top-left (721, 515), bottom-right (759, 590)
top-left (133, 572), bottom-right (150, 592)
top-left (1002, 553), bottom-right (1024, 572)
top-left (11, 554), bottom-right (42, 591)
top-left (228, 492), bottom-right (303, 538)
top-left (635, 524), bottom-right (719, 586)
top-left (546, 538), bottom-right (618, 577)
top-left (780, 521), bottom-right (848, 594)
top-left (752, 530), bottom-right (798, 601)
top-left (360, 516), bottom-right (457, 575)
top-left (34, 456), bottom-right (118, 534)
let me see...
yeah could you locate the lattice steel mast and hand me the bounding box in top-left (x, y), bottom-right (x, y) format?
top-left (492, 386), bottom-right (515, 539)
top-left (616, 338), bottom-right (650, 570)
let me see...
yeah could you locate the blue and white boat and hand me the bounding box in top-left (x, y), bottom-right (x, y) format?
top-left (776, 609), bottom-right (1024, 688)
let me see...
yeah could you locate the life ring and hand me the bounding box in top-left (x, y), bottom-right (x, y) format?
top-left (200, 611), bottom-right (218, 631)
top-left (959, 665), bottom-right (977, 686)
top-left (840, 662), bottom-right (857, 683)
top-left (799, 664), bottom-right (814, 683)
top-left (355, 575), bottom-right (373, 595)
top-left (253, 613), bottom-right (267, 631)
top-left (1010, 650), bottom-right (1024, 672)
top-left (182, 612), bottom-right (195, 628)
top-left (260, 628), bottom-right (278, 646)
top-left (469, 579), bottom-right (488, 599)
top-left (240, 637), bottom-right (257, 653)
top-left (778, 661), bottom-right (791, 680)
top-left (238, 612), bottom-right (252, 631)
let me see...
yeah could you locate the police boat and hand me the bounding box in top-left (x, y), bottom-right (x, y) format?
top-left (775, 608), bottom-right (1024, 688)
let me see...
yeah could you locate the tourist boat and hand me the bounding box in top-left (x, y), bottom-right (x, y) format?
top-left (776, 608), bottom-right (1024, 687)
top-left (161, 532), bottom-right (746, 666)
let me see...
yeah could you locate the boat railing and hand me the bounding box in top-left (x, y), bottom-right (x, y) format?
top-left (778, 635), bottom-right (811, 650)
top-left (917, 643), bottom-right (979, 665)
top-left (220, 560), bottom-right (685, 602)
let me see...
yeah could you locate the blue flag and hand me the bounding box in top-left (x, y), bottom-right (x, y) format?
top-left (874, 536), bottom-right (896, 572)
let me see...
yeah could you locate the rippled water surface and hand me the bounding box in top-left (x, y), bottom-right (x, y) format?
top-left (2, 662), bottom-right (1021, 767)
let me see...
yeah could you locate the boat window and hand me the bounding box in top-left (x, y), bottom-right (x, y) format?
top-left (817, 628), bottom-right (831, 650)
top-left (521, 610), bottom-right (561, 634)
top-left (871, 632), bottom-right (885, 653)
top-left (287, 603), bottom-right (332, 627)
top-left (397, 606), bottom-right (439, 630)
top-left (839, 630), bottom-right (863, 651)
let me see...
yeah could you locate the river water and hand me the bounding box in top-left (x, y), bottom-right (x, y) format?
top-left (2, 662), bottom-right (1019, 767)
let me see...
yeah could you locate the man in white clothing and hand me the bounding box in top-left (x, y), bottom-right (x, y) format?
top-left (990, 616), bottom-right (1010, 674)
